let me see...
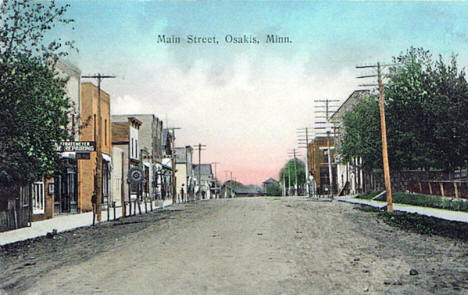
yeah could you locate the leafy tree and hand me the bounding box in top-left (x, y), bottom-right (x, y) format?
top-left (340, 96), bottom-right (381, 170)
top-left (265, 183), bottom-right (282, 196)
top-left (0, 0), bottom-right (75, 186)
top-left (279, 159), bottom-right (306, 187)
top-left (386, 47), bottom-right (468, 171)
top-left (339, 47), bottom-right (468, 173)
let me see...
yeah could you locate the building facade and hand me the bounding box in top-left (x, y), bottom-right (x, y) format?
top-left (308, 136), bottom-right (337, 195)
top-left (111, 117), bottom-right (142, 206)
top-left (193, 164), bottom-right (214, 200)
top-left (112, 114), bottom-right (164, 200)
top-left (78, 82), bottom-right (112, 212)
top-left (175, 146), bottom-right (194, 202)
top-left (329, 90), bottom-right (370, 195)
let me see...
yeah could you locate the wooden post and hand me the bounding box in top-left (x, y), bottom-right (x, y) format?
top-left (92, 203), bottom-right (96, 226)
top-left (121, 151), bottom-right (125, 217)
top-left (137, 185), bottom-right (142, 215)
top-left (454, 182), bottom-right (459, 199)
top-left (377, 63), bottom-right (393, 212)
top-left (418, 182), bottom-right (422, 193)
top-left (439, 182), bottom-right (445, 197)
top-left (113, 202), bottom-right (116, 220)
top-left (428, 182), bottom-right (433, 195)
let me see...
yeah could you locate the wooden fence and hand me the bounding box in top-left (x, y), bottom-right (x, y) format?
top-left (408, 180), bottom-right (468, 200)
top-left (0, 185), bottom-right (33, 232)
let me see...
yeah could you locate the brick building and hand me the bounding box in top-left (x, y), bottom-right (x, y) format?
top-left (78, 82), bottom-right (112, 212)
top-left (308, 136), bottom-right (336, 194)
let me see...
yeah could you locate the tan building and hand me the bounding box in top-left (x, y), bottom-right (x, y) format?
top-left (78, 82), bottom-right (112, 212)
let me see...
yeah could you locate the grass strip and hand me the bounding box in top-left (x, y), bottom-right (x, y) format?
top-left (357, 191), bottom-right (468, 212)
top-left (358, 206), bottom-right (468, 242)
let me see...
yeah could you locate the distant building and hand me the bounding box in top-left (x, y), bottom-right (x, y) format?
top-left (262, 177), bottom-right (280, 194)
top-left (308, 136), bottom-right (336, 195)
top-left (159, 128), bottom-right (174, 201)
top-left (175, 146), bottom-right (194, 202)
top-left (221, 181), bottom-right (262, 198)
top-left (193, 164), bottom-right (214, 200)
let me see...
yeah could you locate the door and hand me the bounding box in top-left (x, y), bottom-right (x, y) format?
top-left (55, 158), bottom-right (78, 213)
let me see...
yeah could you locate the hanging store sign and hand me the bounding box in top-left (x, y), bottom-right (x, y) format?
top-left (128, 167), bottom-right (145, 184)
top-left (76, 153), bottom-right (91, 160)
top-left (56, 141), bottom-right (96, 152)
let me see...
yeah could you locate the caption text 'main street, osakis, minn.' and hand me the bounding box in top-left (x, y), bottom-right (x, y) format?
top-left (156, 34), bottom-right (292, 44)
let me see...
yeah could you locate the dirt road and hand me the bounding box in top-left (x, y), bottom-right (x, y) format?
top-left (1, 197), bottom-right (467, 294)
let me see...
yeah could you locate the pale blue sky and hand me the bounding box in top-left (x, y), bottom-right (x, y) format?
top-left (54, 1), bottom-right (468, 184)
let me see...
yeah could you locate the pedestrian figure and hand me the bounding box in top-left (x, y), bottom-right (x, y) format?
top-left (181, 187), bottom-right (185, 202)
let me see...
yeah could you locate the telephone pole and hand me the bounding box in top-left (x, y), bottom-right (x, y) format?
top-left (211, 162), bottom-right (219, 199)
top-left (357, 62), bottom-right (394, 212)
top-left (194, 143), bottom-right (206, 200)
top-left (224, 170), bottom-right (231, 198)
top-left (288, 148), bottom-right (301, 196)
top-left (314, 98), bottom-right (340, 196)
top-left (166, 127), bottom-right (181, 204)
top-left (297, 127), bottom-right (313, 196)
top-left (81, 74), bottom-right (115, 222)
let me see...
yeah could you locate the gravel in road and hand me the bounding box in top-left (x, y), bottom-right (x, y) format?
top-left (1, 197), bottom-right (467, 295)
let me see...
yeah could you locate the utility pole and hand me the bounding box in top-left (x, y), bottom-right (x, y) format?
top-left (327, 130), bottom-right (333, 197)
top-left (288, 149), bottom-right (301, 196)
top-left (166, 127), bottom-right (181, 204)
top-left (211, 162), bottom-right (219, 198)
top-left (297, 127), bottom-right (313, 196)
top-left (194, 143), bottom-right (206, 200)
top-left (224, 170), bottom-right (230, 198)
top-left (282, 166), bottom-right (286, 196)
top-left (81, 74), bottom-right (115, 222)
top-left (314, 98), bottom-right (340, 197)
top-left (356, 62), bottom-right (395, 212)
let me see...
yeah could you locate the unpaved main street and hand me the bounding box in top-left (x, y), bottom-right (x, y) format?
top-left (1, 197), bottom-right (467, 294)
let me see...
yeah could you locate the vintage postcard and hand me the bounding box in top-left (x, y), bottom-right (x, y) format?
top-left (0, 1), bottom-right (467, 294)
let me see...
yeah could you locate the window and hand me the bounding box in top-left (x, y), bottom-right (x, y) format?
top-left (131, 138), bottom-right (134, 158)
top-left (136, 139), bottom-right (138, 159)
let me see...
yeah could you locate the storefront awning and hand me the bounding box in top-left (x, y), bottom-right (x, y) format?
top-left (102, 153), bottom-right (111, 163)
top-left (59, 152), bottom-right (75, 159)
top-left (162, 158), bottom-right (172, 170)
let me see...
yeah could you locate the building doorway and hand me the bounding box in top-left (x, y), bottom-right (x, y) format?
top-left (54, 158), bottom-right (78, 214)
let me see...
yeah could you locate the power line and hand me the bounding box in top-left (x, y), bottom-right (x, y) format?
top-left (194, 143), bottom-right (206, 200)
top-left (167, 127), bottom-right (181, 204)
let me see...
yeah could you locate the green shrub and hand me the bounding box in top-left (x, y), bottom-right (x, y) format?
top-left (356, 190), bottom-right (383, 200)
top-left (356, 191), bottom-right (468, 212)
